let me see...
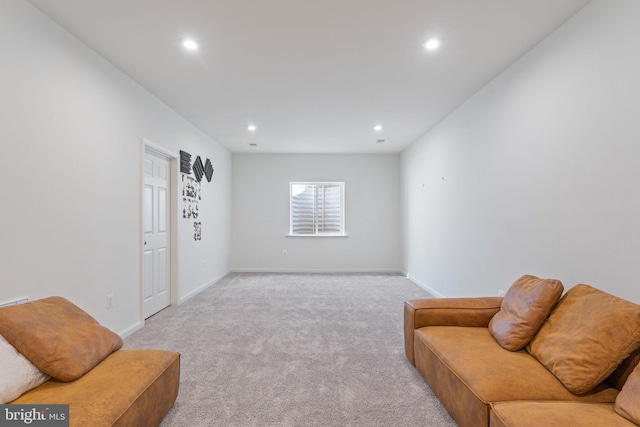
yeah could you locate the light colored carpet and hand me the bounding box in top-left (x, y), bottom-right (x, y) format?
top-left (125, 273), bottom-right (457, 427)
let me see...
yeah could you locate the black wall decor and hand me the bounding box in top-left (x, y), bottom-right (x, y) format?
top-left (180, 150), bottom-right (192, 174)
top-left (182, 174), bottom-right (200, 219)
top-left (192, 156), bottom-right (204, 182)
top-left (182, 152), bottom-right (214, 183)
top-left (194, 222), bottom-right (202, 241)
top-left (204, 159), bottom-right (214, 182)
top-left (181, 150), bottom-right (215, 243)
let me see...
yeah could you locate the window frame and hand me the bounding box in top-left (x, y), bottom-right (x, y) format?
top-left (288, 181), bottom-right (346, 237)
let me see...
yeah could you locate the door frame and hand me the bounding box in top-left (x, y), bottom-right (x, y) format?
top-left (140, 139), bottom-right (179, 326)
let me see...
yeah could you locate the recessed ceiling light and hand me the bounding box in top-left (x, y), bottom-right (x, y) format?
top-left (247, 124), bottom-right (257, 132)
top-left (424, 38), bottom-right (440, 51)
top-left (182, 39), bottom-right (199, 51)
top-left (373, 125), bottom-right (383, 132)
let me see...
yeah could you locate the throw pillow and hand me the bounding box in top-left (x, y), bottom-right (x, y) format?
top-left (614, 362), bottom-right (640, 424)
top-left (0, 297), bottom-right (123, 382)
top-left (0, 334), bottom-right (50, 403)
top-left (527, 284), bottom-right (640, 394)
top-left (489, 274), bottom-right (563, 351)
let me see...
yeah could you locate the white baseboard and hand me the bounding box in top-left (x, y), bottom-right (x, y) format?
top-left (119, 271), bottom-right (231, 338)
top-left (406, 274), bottom-right (445, 298)
top-left (230, 268), bottom-right (405, 274)
top-left (118, 320), bottom-right (143, 339)
top-left (178, 270), bottom-right (232, 304)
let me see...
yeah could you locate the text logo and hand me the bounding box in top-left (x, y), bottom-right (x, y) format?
top-left (0, 405), bottom-right (69, 426)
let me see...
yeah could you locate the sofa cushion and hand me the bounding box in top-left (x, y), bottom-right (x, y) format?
top-left (614, 362), bottom-right (640, 424)
top-left (489, 275), bottom-right (563, 351)
top-left (0, 297), bottom-right (123, 382)
top-left (0, 334), bottom-right (50, 403)
top-left (12, 350), bottom-right (180, 427)
top-left (527, 285), bottom-right (640, 394)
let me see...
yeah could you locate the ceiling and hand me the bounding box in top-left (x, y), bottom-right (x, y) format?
top-left (27, 0), bottom-right (591, 154)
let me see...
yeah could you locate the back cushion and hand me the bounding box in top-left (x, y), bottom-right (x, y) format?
top-left (489, 275), bottom-right (563, 351)
top-left (607, 346), bottom-right (640, 390)
top-left (614, 361), bottom-right (640, 424)
top-left (0, 334), bottom-right (50, 403)
top-left (527, 285), bottom-right (640, 394)
top-left (0, 297), bottom-right (123, 382)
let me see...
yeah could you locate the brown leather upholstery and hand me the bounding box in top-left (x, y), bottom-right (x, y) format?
top-left (609, 347), bottom-right (640, 391)
top-left (413, 326), bottom-right (619, 427)
top-left (0, 297), bottom-right (123, 382)
top-left (615, 362), bottom-right (640, 424)
top-left (527, 285), bottom-right (640, 394)
top-left (488, 275), bottom-right (563, 351)
top-left (12, 350), bottom-right (180, 427)
top-left (404, 297), bottom-right (502, 365)
top-left (490, 401), bottom-right (637, 427)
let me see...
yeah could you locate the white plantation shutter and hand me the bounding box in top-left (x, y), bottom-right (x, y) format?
top-left (291, 184), bottom-right (316, 234)
top-left (317, 184), bottom-right (341, 233)
top-left (290, 182), bottom-right (345, 236)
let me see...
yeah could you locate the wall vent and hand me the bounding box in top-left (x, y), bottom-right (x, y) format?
top-left (0, 297), bottom-right (28, 308)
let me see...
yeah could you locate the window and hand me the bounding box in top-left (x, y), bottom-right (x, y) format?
top-left (289, 182), bottom-right (345, 236)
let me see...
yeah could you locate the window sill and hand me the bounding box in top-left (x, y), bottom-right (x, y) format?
top-left (286, 234), bottom-right (348, 237)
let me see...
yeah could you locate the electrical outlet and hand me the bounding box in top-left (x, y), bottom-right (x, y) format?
top-left (498, 289), bottom-right (506, 297)
top-left (106, 294), bottom-right (114, 309)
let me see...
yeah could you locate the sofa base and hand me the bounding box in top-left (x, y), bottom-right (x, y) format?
top-left (490, 401), bottom-right (636, 427)
top-left (12, 350), bottom-right (180, 427)
top-left (413, 326), bottom-right (619, 427)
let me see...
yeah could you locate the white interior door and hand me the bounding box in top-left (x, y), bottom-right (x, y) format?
top-left (143, 150), bottom-right (171, 319)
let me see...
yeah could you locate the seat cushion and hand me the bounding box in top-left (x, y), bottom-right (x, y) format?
top-left (527, 285), bottom-right (640, 394)
top-left (413, 326), bottom-right (618, 427)
top-left (0, 297), bottom-right (123, 382)
top-left (489, 275), bottom-right (563, 351)
top-left (12, 350), bottom-right (180, 427)
top-left (490, 401), bottom-right (636, 427)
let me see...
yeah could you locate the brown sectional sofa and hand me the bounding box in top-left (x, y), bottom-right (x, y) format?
top-left (0, 297), bottom-right (180, 426)
top-left (404, 275), bottom-right (640, 427)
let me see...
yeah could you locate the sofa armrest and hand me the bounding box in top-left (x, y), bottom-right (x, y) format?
top-left (404, 297), bottom-right (503, 365)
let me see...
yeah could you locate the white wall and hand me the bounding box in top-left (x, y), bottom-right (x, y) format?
top-left (231, 154), bottom-right (402, 272)
top-left (402, 0), bottom-right (640, 303)
top-left (0, 0), bottom-right (232, 335)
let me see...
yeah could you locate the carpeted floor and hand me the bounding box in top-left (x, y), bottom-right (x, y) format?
top-left (124, 273), bottom-right (457, 427)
